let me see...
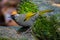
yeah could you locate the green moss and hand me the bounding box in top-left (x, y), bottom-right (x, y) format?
top-left (0, 37), bottom-right (28, 40)
top-left (19, 38), bottom-right (28, 40)
top-left (0, 37), bottom-right (11, 40)
top-left (32, 15), bottom-right (60, 40)
top-left (0, 37), bottom-right (16, 40)
top-left (17, 0), bottom-right (38, 14)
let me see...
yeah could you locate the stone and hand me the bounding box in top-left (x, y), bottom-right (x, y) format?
top-left (0, 26), bottom-right (21, 40)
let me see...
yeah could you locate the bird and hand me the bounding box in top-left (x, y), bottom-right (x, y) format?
top-left (24, 9), bottom-right (54, 21)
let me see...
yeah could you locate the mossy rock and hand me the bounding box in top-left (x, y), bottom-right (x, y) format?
top-left (32, 15), bottom-right (60, 40)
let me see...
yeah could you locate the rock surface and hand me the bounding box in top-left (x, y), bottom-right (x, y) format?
top-left (0, 26), bottom-right (34, 40)
top-left (0, 26), bottom-right (20, 40)
top-left (32, 0), bottom-right (60, 16)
